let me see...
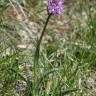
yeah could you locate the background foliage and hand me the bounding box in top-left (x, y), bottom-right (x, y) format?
top-left (0, 0), bottom-right (96, 96)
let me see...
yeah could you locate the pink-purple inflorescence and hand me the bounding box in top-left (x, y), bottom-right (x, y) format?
top-left (48, 0), bottom-right (64, 15)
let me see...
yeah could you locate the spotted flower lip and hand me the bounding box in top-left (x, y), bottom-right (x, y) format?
top-left (48, 0), bottom-right (64, 15)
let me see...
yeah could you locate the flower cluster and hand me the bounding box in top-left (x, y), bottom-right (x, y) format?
top-left (48, 0), bottom-right (64, 15)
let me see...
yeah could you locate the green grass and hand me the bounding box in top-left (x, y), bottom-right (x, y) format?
top-left (0, 0), bottom-right (96, 96)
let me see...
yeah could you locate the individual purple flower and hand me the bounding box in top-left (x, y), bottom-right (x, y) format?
top-left (48, 0), bottom-right (64, 15)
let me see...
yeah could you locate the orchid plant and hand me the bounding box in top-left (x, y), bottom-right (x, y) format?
top-left (34, 0), bottom-right (64, 94)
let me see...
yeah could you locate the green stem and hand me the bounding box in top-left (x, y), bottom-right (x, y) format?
top-left (33, 13), bottom-right (52, 95)
top-left (34, 13), bottom-right (52, 65)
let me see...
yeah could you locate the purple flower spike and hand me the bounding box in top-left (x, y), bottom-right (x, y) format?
top-left (48, 0), bottom-right (64, 15)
